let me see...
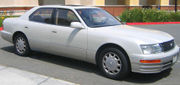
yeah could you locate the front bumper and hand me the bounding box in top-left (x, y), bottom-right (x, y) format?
top-left (130, 45), bottom-right (179, 74)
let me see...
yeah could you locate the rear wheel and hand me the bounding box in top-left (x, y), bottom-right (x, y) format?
top-left (97, 47), bottom-right (130, 79)
top-left (14, 34), bottom-right (30, 56)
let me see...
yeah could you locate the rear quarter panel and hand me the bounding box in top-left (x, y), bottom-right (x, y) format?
top-left (2, 18), bottom-right (27, 43)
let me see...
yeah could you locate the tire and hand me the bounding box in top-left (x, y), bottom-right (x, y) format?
top-left (14, 34), bottom-right (31, 56)
top-left (97, 47), bottom-right (130, 80)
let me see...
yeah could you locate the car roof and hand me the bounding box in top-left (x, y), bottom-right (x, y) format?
top-left (38, 5), bottom-right (99, 9)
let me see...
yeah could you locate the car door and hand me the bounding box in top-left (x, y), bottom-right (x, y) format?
top-left (25, 8), bottom-right (55, 52)
top-left (48, 8), bottom-right (87, 61)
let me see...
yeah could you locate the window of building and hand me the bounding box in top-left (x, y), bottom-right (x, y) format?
top-left (29, 8), bottom-right (54, 24)
top-left (38, 0), bottom-right (65, 5)
top-left (105, 0), bottom-right (127, 5)
top-left (105, 0), bottom-right (119, 5)
top-left (169, 0), bottom-right (175, 5)
top-left (139, 0), bottom-right (148, 6)
top-left (147, 0), bottom-right (159, 5)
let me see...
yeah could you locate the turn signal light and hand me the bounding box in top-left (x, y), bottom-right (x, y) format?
top-left (140, 60), bottom-right (161, 63)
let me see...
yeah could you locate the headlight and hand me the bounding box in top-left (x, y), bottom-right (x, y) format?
top-left (141, 44), bottom-right (162, 54)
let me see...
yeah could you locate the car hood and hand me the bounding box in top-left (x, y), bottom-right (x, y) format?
top-left (94, 25), bottom-right (174, 44)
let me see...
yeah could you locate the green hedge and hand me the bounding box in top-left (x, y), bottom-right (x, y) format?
top-left (0, 17), bottom-right (4, 27)
top-left (120, 9), bottom-right (180, 22)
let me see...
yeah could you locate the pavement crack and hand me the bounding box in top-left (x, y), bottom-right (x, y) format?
top-left (38, 77), bottom-right (50, 85)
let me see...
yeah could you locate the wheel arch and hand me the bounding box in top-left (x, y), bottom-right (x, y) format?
top-left (95, 43), bottom-right (131, 69)
top-left (12, 31), bottom-right (28, 43)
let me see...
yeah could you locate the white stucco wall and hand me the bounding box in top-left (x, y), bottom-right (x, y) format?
top-left (65, 0), bottom-right (81, 5)
top-left (39, 0), bottom-right (94, 6)
top-left (80, 0), bottom-right (94, 6)
top-left (0, 0), bottom-right (38, 7)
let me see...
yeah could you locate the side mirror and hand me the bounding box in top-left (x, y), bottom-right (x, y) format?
top-left (70, 22), bottom-right (84, 29)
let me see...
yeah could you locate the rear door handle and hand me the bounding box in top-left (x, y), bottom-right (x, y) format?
top-left (25, 26), bottom-right (29, 29)
top-left (52, 31), bottom-right (57, 33)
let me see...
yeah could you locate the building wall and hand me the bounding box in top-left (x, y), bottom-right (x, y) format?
top-left (0, 0), bottom-right (38, 7)
top-left (96, 0), bottom-right (105, 5)
top-left (0, 0), bottom-right (15, 6)
top-left (1, 0), bottom-right (180, 16)
top-left (65, 0), bottom-right (81, 5)
top-left (160, 0), bottom-right (169, 6)
top-left (81, 0), bottom-right (94, 5)
top-left (0, 0), bottom-right (38, 16)
top-left (37, 0), bottom-right (180, 6)
top-left (39, 0), bottom-right (95, 6)
top-left (39, 0), bottom-right (65, 5)
top-left (128, 0), bottom-right (139, 6)
top-left (1, 0), bottom-right (180, 7)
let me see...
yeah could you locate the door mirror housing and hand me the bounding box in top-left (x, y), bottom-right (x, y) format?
top-left (70, 22), bottom-right (84, 29)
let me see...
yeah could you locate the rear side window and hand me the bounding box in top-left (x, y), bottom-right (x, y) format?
top-left (29, 8), bottom-right (53, 24)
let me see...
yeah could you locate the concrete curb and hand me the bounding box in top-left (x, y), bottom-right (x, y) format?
top-left (126, 22), bottom-right (180, 25)
top-left (0, 65), bottom-right (78, 85)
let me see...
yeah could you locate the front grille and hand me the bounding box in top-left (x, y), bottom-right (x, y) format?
top-left (160, 40), bottom-right (175, 52)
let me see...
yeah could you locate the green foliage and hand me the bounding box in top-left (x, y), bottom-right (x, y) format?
top-left (169, 12), bottom-right (180, 21)
top-left (142, 9), bottom-right (170, 22)
top-left (120, 9), bottom-right (180, 22)
top-left (120, 9), bottom-right (143, 22)
top-left (0, 16), bottom-right (18, 27)
top-left (0, 18), bottom-right (3, 27)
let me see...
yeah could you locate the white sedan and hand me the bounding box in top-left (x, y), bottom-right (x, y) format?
top-left (1, 5), bottom-right (179, 79)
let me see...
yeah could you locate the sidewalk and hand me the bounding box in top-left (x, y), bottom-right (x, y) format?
top-left (0, 65), bottom-right (78, 85)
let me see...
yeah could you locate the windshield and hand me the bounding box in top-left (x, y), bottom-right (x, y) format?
top-left (76, 8), bottom-right (121, 28)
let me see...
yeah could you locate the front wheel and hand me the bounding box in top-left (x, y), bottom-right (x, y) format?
top-left (14, 34), bottom-right (31, 56)
top-left (97, 47), bottom-right (130, 79)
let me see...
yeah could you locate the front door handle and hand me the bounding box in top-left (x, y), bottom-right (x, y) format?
top-left (52, 31), bottom-right (57, 33)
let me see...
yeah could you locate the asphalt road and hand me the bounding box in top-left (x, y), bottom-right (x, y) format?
top-left (0, 24), bottom-right (180, 85)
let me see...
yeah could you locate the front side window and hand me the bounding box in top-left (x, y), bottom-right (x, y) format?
top-left (55, 9), bottom-right (79, 26)
top-left (29, 8), bottom-right (53, 24)
top-left (76, 8), bottom-right (121, 28)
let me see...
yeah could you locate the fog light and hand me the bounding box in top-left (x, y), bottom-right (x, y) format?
top-left (140, 60), bottom-right (161, 63)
